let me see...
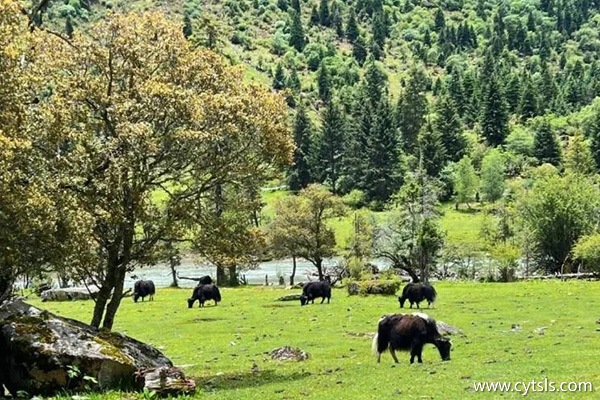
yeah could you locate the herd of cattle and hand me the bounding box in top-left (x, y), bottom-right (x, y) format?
top-left (132, 278), bottom-right (451, 364)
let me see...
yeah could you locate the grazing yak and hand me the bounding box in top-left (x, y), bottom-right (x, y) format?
top-left (372, 313), bottom-right (451, 364)
top-left (188, 284), bottom-right (221, 308)
top-left (398, 282), bottom-right (437, 309)
top-left (300, 281), bottom-right (331, 306)
top-left (133, 280), bottom-right (155, 303)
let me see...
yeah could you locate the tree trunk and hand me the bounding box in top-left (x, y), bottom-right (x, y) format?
top-left (289, 255), bottom-right (297, 286)
top-left (316, 258), bottom-right (324, 281)
top-left (102, 265), bottom-right (126, 330)
top-left (228, 265), bottom-right (239, 286)
top-left (170, 264), bottom-right (178, 288)
top-left (216, 265), bottom-right (226, 286)
top-left (0, 270), bottom-right (14, 304)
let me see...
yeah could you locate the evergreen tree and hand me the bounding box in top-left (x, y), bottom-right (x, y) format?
top-left (290, 0), bottom-right (301, 12)
top-left (372, 11), bottom-right (388, 48)
top-left (65, 16), bottom-right (74, 39)
top-left (346, 8), bottom-right (360, 43)
top-left (363, 99), bottom-right (400, 204)
top-left (419, 120), bottom-right (447, 177)
top-left (481, 77), bottom-right (509, 146)
top-left (352, 33), bottom-right (368, 65)
top-left (277, 0), bottom-right (289, 11)
top-left (331, 1), bottom-right (344, 38)
top-left (313, 100), bottom-right (345, 194)
top-left (396, 67), bottom-right (428, 154)
top-left (446, 71), bottom-right (466, 117)
top-left (504, 73), bottom-right (521, 114)
top-left (319, 0), bottom-right (330, 26)
top-left (433, 94), bottom-right (466, 162)
top-left (317, 61), bottom-right (332, 102)
top-left (564, 131), bottom-right (595, 175)
top-left (310, 5), bottom-right (320, 26)
top-left (518, 79), bottom-right (539, 121)
top-left (289, 9), bottom-right (306, 51)
top-left (287, 69), bottom-right (301, 93)
top-left (272, 62), bottom-right (286, 90)
top-left (182, 12), bottom-right (193, 39)
top-left (434, 8), bottom-right (446, 32)
top-left (288, 106), bottom-right (314, 192)
top-left (363, 59), bottom-right (388, 105)
top-left (533, 119), bottom-right (562, 166)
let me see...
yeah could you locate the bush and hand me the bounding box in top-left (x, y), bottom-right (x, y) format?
top-left (347, 278), bottom-right (403, 296)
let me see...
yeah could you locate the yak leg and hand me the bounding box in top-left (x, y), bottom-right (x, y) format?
top-left (389, 348), bottom-right (400, 364)
top-left (410, 342), bottom-right (424, 364)
top-left (376, 352), bottom-right (381, 363)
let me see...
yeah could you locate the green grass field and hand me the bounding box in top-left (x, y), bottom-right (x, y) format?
top-left (29, 281), bottom-right (600, 399)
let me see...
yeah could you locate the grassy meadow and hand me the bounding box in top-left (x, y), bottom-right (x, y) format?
top-left (29, 281), bottom-right (600, 400)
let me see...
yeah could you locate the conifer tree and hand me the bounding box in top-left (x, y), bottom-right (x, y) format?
top-left (433, 94), bottom-right (466, 162)
top-left (481, 77), bottom-right (509, 146)
top-left (332, 3), bottom-right (344, 38)
top-left (272, 62), bottom-right (287, 90)
top-left (352, 34), bottom-right (368, 65)
top-left (287, 69), bottom-right (301, 93)
top-left (289, 106), bottom-right (314, 192)
top-left (363, 99), bottom-right (399, 204)
top-left (518, 79), bottom-right (539, 121)
top-left (396, 67), bottom-right (428, 154)
top-left (182, 12), bottom-right (193, 39)
top-left (289, 9), bottom-right (306, 51)
top-left (419, 120), bottom-right (447, 177)
top-left (310, 5), bottom-right (320, 26)
top-left (65, 16), bottom-right (74, 38)
top-left (346, 8), bottom-right (360, 43)
top-left (290, 0), bottom-right (301, 12)
top-left (319, 0), bottom-right (330, 26)
top-left (317, 61), bottom-right (332, 102)
top-left (533, 119), bottom-right (562, 166)
top-left (313, 100), bottom-right (345, 194)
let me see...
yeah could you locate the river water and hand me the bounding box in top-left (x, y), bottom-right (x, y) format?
top-left (124, 257), bottom-right (391, 288)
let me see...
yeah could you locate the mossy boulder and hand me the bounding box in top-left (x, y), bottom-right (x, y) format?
top-left (0, 299), bottom-right (173, 396)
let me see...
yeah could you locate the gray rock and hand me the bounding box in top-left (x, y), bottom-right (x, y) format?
top-left (274, 294), bottom-right (302, 302)
top-left (40, 287), bottom-right (100, 302)
top-left (0, 299), bottom-right (173, 396)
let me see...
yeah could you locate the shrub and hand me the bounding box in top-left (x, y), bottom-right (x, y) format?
top-left (347, 278), bottom-right (403, 296)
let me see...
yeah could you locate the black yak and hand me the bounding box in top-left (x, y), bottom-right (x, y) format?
top-left (300, 281), bottom-right (331, 306)
top-left (372, 313), bottom-right (451, 364)
top-left (188, 284), bottom-right (221, 308)
top-left (133, 280), bottom-right (155, 303)
top-left (398, 282), bottom-right (437, 309)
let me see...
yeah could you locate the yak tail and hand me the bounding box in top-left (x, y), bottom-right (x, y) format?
top-left (373, 316), bottom-right (392, 355)
top-left (371, 334), bottom-right (381, 356)
top-left (214, 286), bottom-right (222, 302)
top-left (430, 284), bottom-right (437, 303)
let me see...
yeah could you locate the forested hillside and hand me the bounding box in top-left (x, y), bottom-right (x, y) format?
top-left (10, 0), bottom-right (600, 286)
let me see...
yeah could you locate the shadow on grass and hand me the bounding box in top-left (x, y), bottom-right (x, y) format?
top-left (261, 303), bottom-right (297, 308)
top-left (453, 206), bottom-right (481, 214)
top-left (195, 369), bottom-right (312, 391)
top-left (191, 317), bottom-right (224, 322)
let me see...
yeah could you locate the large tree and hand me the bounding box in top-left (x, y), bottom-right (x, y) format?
top-left (0, 1), bottom-right (62, 301)
top-left (28, 13), bottom-right (292, 329)
top-left (313, 100), bottom-right (345, 194)
top-left (375, 168), bottom-right (444, 282)
top-left (396, 67), bottom-right (428, 154)
top-left (268, 185), bottom-right (346, 281)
